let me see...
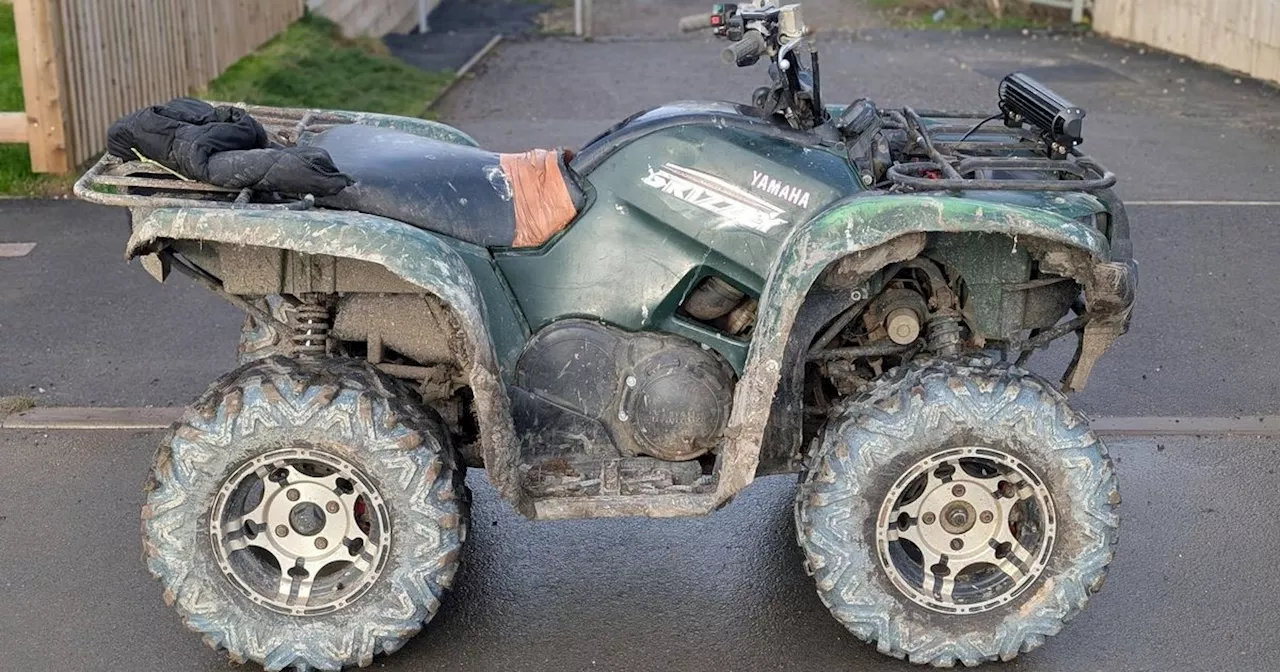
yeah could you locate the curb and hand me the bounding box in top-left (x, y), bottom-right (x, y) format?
top-left (1, 407), bottom-right (182, 430)
top-left (5, 407), bottom-right (1280, 437)
top-left (1091, 416), bottom-right (1280, 437)
top-left (424, 34), bottom-right (504, 112)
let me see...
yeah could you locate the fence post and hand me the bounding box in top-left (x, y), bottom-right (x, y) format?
top-left (1071, 0), bottom-right (1085, 24)
top-left (13, 0), bottom-right (72, 173)
top-left (574, 0), bottom-right (593, 37)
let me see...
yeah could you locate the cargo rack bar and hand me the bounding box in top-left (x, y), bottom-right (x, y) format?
top-left (879, 107), bottom-right (1116, 193)
top-left (75, 103), bottom-right (478, 211)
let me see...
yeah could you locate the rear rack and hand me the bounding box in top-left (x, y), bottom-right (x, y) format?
top-left (880, 107), bottom-right (1116, 193)
top-left (76, 155), bottom-right (317, 211)
top-left (75, 104), bottom-right (477, 211)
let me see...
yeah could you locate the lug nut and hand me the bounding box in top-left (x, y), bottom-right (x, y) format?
top-left (950, 538), bottom-right (964, 551)
top-left (980, 511), bottom-right (994, 524)
top-left (315, 538), bottom-right (328, 550)
top-left (275, 525), bottom-right (289, 537)
top-left (922, 512), bottom-right (937, 525)
top-left (952, 484), bottom-right (966, 497)
top-left (286, 489), bottom-right (300, 501)
top-left (326, 501), bottom-right (340, 514)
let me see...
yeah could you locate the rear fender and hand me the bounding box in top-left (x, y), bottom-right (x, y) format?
top-left (715, 194), bottom-right (1133, 504)
top-left (127, 207), bottom-right (531, 516)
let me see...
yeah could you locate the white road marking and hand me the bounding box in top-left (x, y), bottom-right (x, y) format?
top-left (0, 242), bottom-right (37, 257)
top-left (1125, 200), bottom-right (1280, 206)
top-left (4, 408), bottom-right (1280, 437)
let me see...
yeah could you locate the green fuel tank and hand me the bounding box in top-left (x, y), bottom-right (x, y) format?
top-left (495, 101), bottom-right (863, 369)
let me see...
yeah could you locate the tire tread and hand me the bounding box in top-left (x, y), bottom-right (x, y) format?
top-left (142, 356), bottom-right (465, 671)
top-left (795, 358), bottom-right (1119, 667)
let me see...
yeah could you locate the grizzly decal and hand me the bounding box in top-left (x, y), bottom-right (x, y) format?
top-left (642, 163), bottom-right (787, 234)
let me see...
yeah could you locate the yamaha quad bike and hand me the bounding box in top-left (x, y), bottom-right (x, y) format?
top-left (78, 2), bottom-right (1135, 669)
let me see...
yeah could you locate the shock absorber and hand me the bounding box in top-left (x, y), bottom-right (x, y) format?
top-left (898, 258), bottom-right (964, 358)
top-left (927, 310), bottom-right (963, 358)
top-left (290, 298), bottom-right (331, 357)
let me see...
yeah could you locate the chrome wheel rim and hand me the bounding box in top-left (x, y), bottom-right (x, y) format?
top-left (875, 446), bottom-right (1055, 614)
top-left (210, 448), bottom-right (391, 616)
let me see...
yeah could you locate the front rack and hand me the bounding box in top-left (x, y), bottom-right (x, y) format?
top-left (880, 107), bottom-right (1116, 193)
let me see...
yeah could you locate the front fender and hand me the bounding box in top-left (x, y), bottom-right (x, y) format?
top-left (127, 207), bottom-right (531, 516)
top-left (714, 194), bottom-right (1123, 505)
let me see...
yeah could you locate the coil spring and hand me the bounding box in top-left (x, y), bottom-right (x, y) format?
top-left (927, 311), bottom-right (963, 358)
top-left (290, 302), bottom-right (331, 357)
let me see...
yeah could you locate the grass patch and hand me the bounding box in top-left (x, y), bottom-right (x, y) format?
top-left (872, 0), bottom-right (1068, 30)
top-left (0, 2), bottom-right (19, 109)
top-left (204, 14), bottom-right (453, 117)
top-left (0, 395), bottom-right (36, 415)
top-left (0, 11), bottom-right (451, 196)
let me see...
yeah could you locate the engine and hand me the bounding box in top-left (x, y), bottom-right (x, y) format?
top-left (514, 319), bottom-right (736, 461)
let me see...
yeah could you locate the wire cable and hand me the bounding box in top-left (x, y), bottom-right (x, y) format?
top-left (956, 113), bottom-right (1004, 144)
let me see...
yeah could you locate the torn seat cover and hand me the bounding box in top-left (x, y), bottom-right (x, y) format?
top-left (310, 124), bottom-right (585, 248)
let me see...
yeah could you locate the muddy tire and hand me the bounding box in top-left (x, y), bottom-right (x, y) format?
top-left (238, 295), bottom-right (291, 364)
top-left (795, 359), bottom-right (1119, 667)
top-left (142, 357), bottom-right (465, 671)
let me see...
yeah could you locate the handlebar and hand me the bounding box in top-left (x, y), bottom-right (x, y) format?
top-left (721, 30), bottom-right (767, 66)
top-left (678, 13), bottom-right (713, 32)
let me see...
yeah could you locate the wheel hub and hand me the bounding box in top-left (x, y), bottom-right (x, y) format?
top-left (209, 448), bottom-right (391, 616)
top-left (939, 501), bottom-right (976, 535)
top-left (288, 502), bottom-right (327, 536)
top-left (876, 446), bottom-right (1056, 614)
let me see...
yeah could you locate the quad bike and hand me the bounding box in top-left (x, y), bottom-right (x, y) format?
top-left (78, 2), bottom-right (1135, 669)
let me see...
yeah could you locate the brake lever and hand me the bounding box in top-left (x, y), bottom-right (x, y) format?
top-left (777, 36), bottom-right (800, 67)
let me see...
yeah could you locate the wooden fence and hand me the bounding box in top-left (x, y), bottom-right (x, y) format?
top-left (1, 0), bottom-right (304, 174)
top-left (1094, 0), bottom-right (1280, 85)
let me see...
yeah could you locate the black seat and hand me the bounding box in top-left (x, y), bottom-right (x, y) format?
top-left (310, 124), bottom-right (585, 248)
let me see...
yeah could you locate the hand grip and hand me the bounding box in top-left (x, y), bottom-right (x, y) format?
top-left (678, 14), bottom-right (712, 32)
top-left (721, 30), bottom-right (767, 66)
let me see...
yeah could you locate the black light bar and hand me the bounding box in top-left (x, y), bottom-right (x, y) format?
top-left (999, 72), bottom-right (1086, 158)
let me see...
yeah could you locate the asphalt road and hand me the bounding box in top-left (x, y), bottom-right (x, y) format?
top-left (3, 430), bottom-right (1280, 672)
top-left (5, 32), bottom-right (1279, 415)
top-left (2, 25), bottom-right (1280, 672)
